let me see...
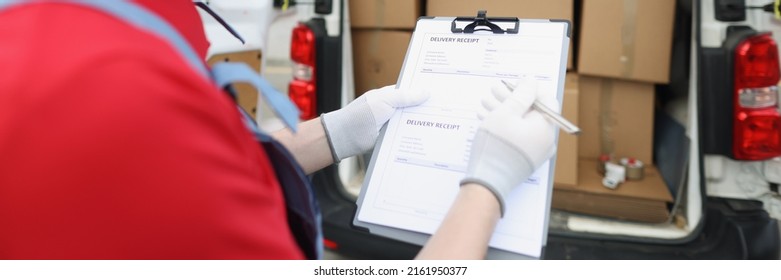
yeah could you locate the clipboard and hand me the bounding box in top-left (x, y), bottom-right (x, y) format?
top-left (352, 11), bottom-right (571, 260)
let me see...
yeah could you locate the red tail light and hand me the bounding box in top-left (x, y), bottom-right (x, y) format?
top-left (733, 34), bottom-right (781, 160)
top-left (323, 238), bottom-right (338, 250)
top-left (289, 23), bottom-right (317, 120)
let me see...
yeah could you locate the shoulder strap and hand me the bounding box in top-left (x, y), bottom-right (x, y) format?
top-left (212, 63), bottom-right (300, 133)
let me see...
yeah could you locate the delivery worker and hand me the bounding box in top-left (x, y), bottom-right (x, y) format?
top-left (0, 0), bottom-right (556, 260)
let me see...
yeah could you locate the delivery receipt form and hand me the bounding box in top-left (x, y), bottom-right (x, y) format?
top-left (356, 21), bottom-right (568, 257)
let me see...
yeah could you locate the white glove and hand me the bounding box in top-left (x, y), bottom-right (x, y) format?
top-left (321, 85), bottom-right (429, 162)
top-left (461, 79), bottom-right (559, 216)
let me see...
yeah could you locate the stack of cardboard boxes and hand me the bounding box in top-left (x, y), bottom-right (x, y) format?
top-left (558, 0), bottom-right (676, 223)
top-left (349, 0), bottom-right (421, 95)
top-left (350, 0), bottom-right (677, 223)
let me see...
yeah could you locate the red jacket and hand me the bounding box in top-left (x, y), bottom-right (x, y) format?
top-left (0, 1), bottom-right (304, 259)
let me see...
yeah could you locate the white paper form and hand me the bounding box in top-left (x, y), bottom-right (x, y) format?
top-left (356, 19), bottom-right (568, 258)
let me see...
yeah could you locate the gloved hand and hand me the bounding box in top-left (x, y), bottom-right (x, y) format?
top-left (461, 79), bottom-right (559, 216)
top-left (321, 85), bottom-right (429, 162)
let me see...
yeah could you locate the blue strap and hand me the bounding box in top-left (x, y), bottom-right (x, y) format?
top-left (212, 62), bottom-right (300, 132)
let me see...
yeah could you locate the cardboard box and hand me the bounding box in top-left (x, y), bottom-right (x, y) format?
top-left (552, 159), bottom-right (673, 223)
top-left (554, 74), bottom-right (580, 186)
top-left (352, 30), bottom-right (412, 95)
top-left (349, 0), bottom-right (421, 29)
top-left (578, 76), bottom-right (655, 164)
top-left (426, 0), bottom-right (575, 69)
top-left (578, 0), bottom-right (676, 83)
top-left (206, 50), bottom-right (262, 118)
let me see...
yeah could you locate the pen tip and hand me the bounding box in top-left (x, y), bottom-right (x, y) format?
top-left (500, 79), bottom-right (513, 89)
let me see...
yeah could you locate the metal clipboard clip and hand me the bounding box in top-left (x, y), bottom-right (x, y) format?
top-left (451, 10), bottom-right (519, 34)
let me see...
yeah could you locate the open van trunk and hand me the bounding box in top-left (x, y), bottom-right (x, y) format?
top-left (266, 0), bottom-right (780, 259)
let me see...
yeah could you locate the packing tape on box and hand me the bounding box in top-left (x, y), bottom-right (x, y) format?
top-left (621, 0), bottom-right (638, 78)
top-left (599, 79), bottom-right (616, 157)
top-left (620, 157), bottom-right (645, 180)
top-left (367, 31), bottom-right (382, 91)
top-left (374, 0), bottom-right (387, 28)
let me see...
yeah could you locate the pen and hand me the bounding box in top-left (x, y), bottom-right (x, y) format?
top-left (501, 79), bottom-right (581, 135)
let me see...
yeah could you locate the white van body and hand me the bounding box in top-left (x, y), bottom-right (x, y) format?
top-left (700, 0), bottom-right (781, 220)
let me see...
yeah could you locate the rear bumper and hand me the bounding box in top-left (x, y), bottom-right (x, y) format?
top-left (544, 198), bottom-right (779, 259)
top-left (313, 165), bottom-right (780, 260)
